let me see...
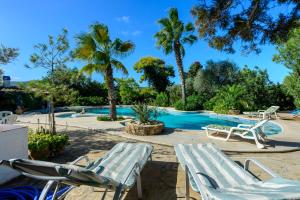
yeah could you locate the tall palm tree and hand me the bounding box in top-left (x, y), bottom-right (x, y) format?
top-left (74, 23), bottom-right (134, 120)
top-left (154, 8), bottom-right (197, 104)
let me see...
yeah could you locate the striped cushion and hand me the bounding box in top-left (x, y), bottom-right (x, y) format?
top-left (205, 178), bottom-right (300, 200)
top-left (174, 144), bottom-right (258, 191)
top-left (2, 143), bottom-right (153, 189)
top-left (89, 143), bottom-right (153, 188)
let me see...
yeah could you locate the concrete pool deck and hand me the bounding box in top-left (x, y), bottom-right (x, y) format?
top-left (17, 112), bottom-right (300, 153)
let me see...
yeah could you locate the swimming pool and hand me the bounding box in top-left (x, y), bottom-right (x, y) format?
top-left (57, 106), bottom-right (282, 135)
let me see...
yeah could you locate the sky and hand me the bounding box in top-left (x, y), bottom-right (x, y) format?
top-left (0, 0), bottom-right (291, 84)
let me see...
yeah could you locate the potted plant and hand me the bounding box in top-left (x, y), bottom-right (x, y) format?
top-left (28, 133), bottom-right (50, 160)
top-left (125, 104), bottom-right (164, 135)
top-left (28, 128), bottom-right (69, 160)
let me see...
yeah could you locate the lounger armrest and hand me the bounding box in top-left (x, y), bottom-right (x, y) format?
top-left (184, 165), bottom-right (210, 200)
top-left (244, 159), bottom-right (280, 178)
top-left (237, 124), bottom-right (252, 128)
top-left (70, 155), bottom-right (90, 166)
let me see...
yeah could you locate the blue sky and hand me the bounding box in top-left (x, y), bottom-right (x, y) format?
top-left (0, 0), bottom-right (290, 84)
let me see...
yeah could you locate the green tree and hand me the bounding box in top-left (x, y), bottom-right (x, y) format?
top-left (0, 45), bottom-right (19, 85)
top-left (187, 61), bottom-right (203, 79)
top-left (191, 0), bottom-right (300, 54)
top-left (193, 60), bottom-right (239, 98)
top-left (73, 23), bottom-right (134, 120)
top-left (134, 56), bottom-right (174, 92)
top-left (25, 29), bottom-right (70, 134)
top-left (273, 27), bottom-right (300, 75)
top-left (154, 8), bottom-right (197, 103)
top-left (237, 66), bottom-right (271, 110)
top-left (25, 81), bottom-right (78, 113)
top-left (273, 27), bottom-right (300, 108)
top-left (117, 78), bottom-right (140, 105)
top-left (0, 45), bottom-right (19, 65)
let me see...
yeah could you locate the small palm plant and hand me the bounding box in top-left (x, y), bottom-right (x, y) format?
top-left (132, 104), bottom-right (159, 124)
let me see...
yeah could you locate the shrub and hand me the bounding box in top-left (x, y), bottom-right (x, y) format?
top-left (132, 104), bottom-right (159, 124)
top-left (96, 115), bottom-right (125, 121)
top-left (28, 130), bottom-right (69, 160)
top-left (74, 96), bottom-right (106, 106)
top-left (155, 92), bottom-right (169, 107)
top-left (206, 85), bottom-right (249, 114)
top-left (174, 95), bottom-right (203, 111)
top-left (166, 85), bottom-right (181, 106)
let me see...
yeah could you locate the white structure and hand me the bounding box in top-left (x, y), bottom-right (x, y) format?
top-left (0, 125), bottom-right (28, 184)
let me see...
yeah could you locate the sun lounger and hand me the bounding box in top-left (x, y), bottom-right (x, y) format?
top-left (203, 120), bottom-right (269, 149)
top-left (0, 111), bottom-right (17, 124)
top-left (0, 142), bottom-right (153, 200)
top-left (175, 143), bottom-right (300, 200)
top-left (244, 106), bottom-right (280, 119)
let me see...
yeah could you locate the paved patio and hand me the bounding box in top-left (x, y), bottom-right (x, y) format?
top-left (17, 112), bottom-right (300, 153)
top-left (3, 124), bottom-right (300, 200)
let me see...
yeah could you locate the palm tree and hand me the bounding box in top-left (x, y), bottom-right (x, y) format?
top-left (154, 8), bottom-right (197, 104)
top-left (74, 23), bottom-right (134, 120)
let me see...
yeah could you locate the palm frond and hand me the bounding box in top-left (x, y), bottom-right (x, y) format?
top-left (91, 23), bottom-right (110, 46)
top-left (182, 34), bottom-right (198, 45)
top-left (111, 39), bottom-right (135, 57)
top-left (185, 22), bottom-right (195, 32)
top-left (79, 63), bottom-right (99, 76)
top-left (154, 31), bottom-right (173, 54)
top-left (169, 8), bottom-right (179, 24)
top-left (74, 34), bottom-right (96, 60)
top-left (111, 59), bottom-right (128, 75)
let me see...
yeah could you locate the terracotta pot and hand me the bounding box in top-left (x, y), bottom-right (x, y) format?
top-left (125, 121), bottom-right (164, 136)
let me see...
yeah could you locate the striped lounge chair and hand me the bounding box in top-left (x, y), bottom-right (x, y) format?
top-left (175, 143), bottom-right (300, 200)
top-left (0, 142), bottom-right (153, 200)
top-left (203, 120), bottom-right (269, 149)
top-left (244, 106), bottom-right (280, 119)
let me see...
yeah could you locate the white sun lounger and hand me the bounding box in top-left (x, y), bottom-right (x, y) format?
top-left (0, 142), bottom-right (153, 200)
top-left (244, 106), bottom-right (280, 119)
top-left (203, 120), bottom-right (269, 149)
top-left (0, 111), bottom-right (17, 124)
top-left (175, 143), bottom-right (300, 200)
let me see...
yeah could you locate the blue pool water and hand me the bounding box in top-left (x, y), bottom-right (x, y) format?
top-left (58, 107), bottom-right (282, 135)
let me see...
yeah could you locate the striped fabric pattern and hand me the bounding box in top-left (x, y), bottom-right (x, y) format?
top-left (175, 143), bottom-right (300, 199)
top-left (2, 143), bottom-right (153, 190)
top-left (89, 142), bottom-right (153, 188)
top-left (175, 143), bottom-right (258, 191)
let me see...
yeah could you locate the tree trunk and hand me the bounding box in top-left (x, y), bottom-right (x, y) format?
top-left (50, 100), bottom-right (56, 134)
top-left (106, 65), bottom-right (117, 120)
top-left (174, 42), bottom-right (186, 104)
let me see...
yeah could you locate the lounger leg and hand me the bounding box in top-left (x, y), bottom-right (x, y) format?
top-left (101, 188), bottom-right (108, 200)
top-left (39, 180), bottom-right (56, 200)
top-left (185, 166), bottom-right (190, 200)
top-left (251, 130), bottom-right (265, 149)
top-left (206, 129), bottom-right (231, 141)
top-left (137, 173), bottom-right (143, 199)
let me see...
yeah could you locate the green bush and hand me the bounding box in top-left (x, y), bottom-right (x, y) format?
top-left (74, 96), bottom-right (106, 106)
top-left (155, 92), bottom-right (169, 107)
top-left (206, 85), bottom-right (249, 114)
top-left (132, 104), bottom-right (159, 123)
top-left (174, 95), bottom-right (203, 111)
top-left (28, 130), bottom-right (69, 159)
top-left (96, 115), bottom-right (125, 121)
